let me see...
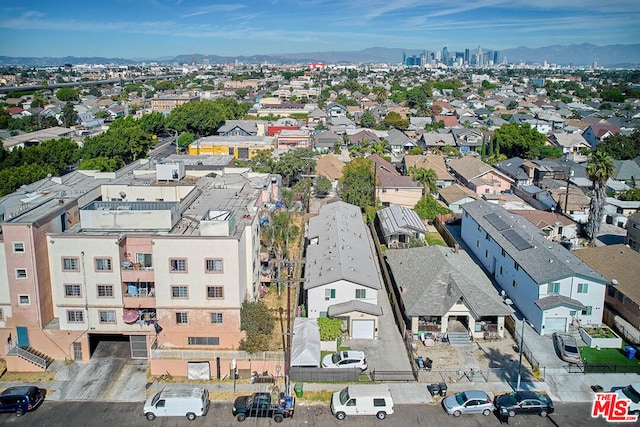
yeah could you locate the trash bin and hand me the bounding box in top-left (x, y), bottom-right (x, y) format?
top-left (624, 346), bottom-right (637, 360)
top-left (294, 382), bottom-right (303, 398)
top-left (439, 382), bottom-right (448, 397)
top-left (428, 383), bottom-right (440, 397)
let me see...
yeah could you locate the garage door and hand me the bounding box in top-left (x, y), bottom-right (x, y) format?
top-left (544, 317), bottom-right (567, 334)
top-left (352, 320), bottom-right (375, 339)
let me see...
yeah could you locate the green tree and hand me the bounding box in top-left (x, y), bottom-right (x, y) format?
top-left (340, 158), bottom-right (374, 210)
top-left (492, 122), bottom-right (546, 159)
top-left (31, 91), bottom-right (46, 109)
top-left (238, 301), bottom-right (275, 353)
top-left (0, 163), bottom-right (56, 197)
top-left (413, 195), bottom-right (452, 221)
top-left (78, 156), bottom-right (124, 172)
top-left (81, 120), bottom-right (154, 164)
top-left (360, 110), bottom-right (376, 128)
top-left (317, 317), bottom-right (344, 341)
top-left (88, 87), bottom-right (102, 97)
top-left (528, 145), bottom-right (564, 159)
top-left (55, 87), bottom-right (79, 102)
top-left (314, 175), bottom-right (332, 197)
top-left (409, 147), bottom-right (423, 155)
top-left (234, 148), bottom-right (276, 173)
top-left (137, 112), bottom-right (166, 135)
top-left (585, 151), bottom-right (614, 244)
top-left (596, 129), bottom-right (640, 160)
top-left (62, 102), bottom-right (78, 127)
top-left (618, 188), bottom-right (640, 201)
top-left (177, 132), bottom-right (195, 149)
top-left (383, 111), bottom-right (409, 130)
top-left (272, 149), bottom-right (316, 187)
top-left (408, 167), bottom-right (437, 194)
top-left (166, 98), bottom-right (250, 138)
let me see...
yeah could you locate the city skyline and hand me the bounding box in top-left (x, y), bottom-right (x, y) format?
top-left (0, 1), bottom-right (639, 59)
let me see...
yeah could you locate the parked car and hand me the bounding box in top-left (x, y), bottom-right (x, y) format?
top-left (143, 387), bottom-right (209, 421)
top-left (441, 390), bottom-right (494, 417)
top-left (611, 384), bottom-right (640, 415)
top-left (494, 391), bottom-right (554, 417)
top-left (322, 350), bottom-right (367, 371)
top-left (331, 385), bottom-right (393, 420)
top-left (553, 333), bottom-right (582, 364)
top-left (232, 392), bottom-right (295, 423)
top-left (0, 386), bottom-right (45, 417)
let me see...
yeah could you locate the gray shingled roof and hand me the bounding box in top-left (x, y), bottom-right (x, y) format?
top-left (377, 205), bottom-right (427, 238)
top-left (327, 300), bottom-right (383, 317)
top-left (305, 201), bottom-right (382, 290)
top-left (384, 245), bottom-right (512, 318)
top-left (462, 200), bottom-right (606, 284)
top-left (534, 295), bottom-right (586, 311)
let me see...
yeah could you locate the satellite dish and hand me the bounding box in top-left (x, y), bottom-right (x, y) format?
top-left (119, 191), bottom-right (126, 199)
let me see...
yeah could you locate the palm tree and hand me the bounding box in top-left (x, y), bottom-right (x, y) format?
top-left (409, 166), bottom-right (438, 194)
top-left (585, 151), bottom-right (614, 244)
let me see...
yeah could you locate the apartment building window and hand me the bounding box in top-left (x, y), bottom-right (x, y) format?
top-left (15, 269), bottom-right (27, 279)
top-left (582, 306), bottom-right (593, 316)
top-left (175, 312), bottom-right (188, 324)
top-left (62, 257), bottom-right (79, 271)
top-left (485, 250), bottom-right (489, 258)
top-left (607, 287), bottom-right (616, 297)
top-left (99, 310), bottom-right (116, 324)
top-left (18, 295), bottom-right (30, 305)
top-left (325, 289), bottom-right (336, 300)
top-left (188, 337), bottom-right (219, 345)
top-left (512, 280), bottom-right (517, 288)
top-left (617, 290), bottom-right (625, 302)
top-left (136, 253), bottom-right (153, 268)
top-left (547, 283), bottom-right (560, 294)
top-left (205, 259), bottom-right (223, 273)
top-left (97, 284), bottom-right (114, 298)
top-left (500, 266), bottom-right (503, 275)
top-left (578, 283), bottom-right (589, 293)
top-left (171, 285), bottom-right (188, 299)
top-left (501, 249), bottom-right (506, 257)
top-left (170, 258), bottom-right (187, 272)
top-left (207, 286), bottom-right (224, 299)
top-left (485, 232), bottom-right (490, 240)
top-left (514, 261), bottom-right (520, 271)
top-left (67, 310), bottom-right (84, 323)
top-left (210, 313), bottom-right (223, 324)
top-left (476, 240), bottom-right (480, 248)
top-left (95, 258), bottom-right (112, 271)
top-left (0, 308), bottom-right (4, 321)
top-left (64, 284), bottom-right (81, 297)
top-left (355, 289), bottom-right (366, 299)
top-left (477, 224), bottom-right (481, 231)
top-left (13, 242), bottom-right (24, 253)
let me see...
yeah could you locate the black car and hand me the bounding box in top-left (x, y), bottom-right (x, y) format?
top-left (494, 390), bottom-right (554, 417)
top-left (0, 386), bottom-right (45, 416)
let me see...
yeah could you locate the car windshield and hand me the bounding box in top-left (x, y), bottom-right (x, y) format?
top-left (622, 386), bottom-right (640, 404)
top-left (508, 393), bottom-right (520, 405)
top-left (338, 388), bottom-right (350, 405)
top-left (455, 392), bottom-right (467, 405)
top-left (151, 392), bottom-right (161, 406)
top-left (331, 353), bottom-right (342, 364)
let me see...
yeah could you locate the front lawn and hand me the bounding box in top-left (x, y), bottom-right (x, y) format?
top-left (579, 346), bottom-right (639, 366)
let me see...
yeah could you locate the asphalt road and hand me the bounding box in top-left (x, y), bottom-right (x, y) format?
top-left (0, 401), bottom-right (615, 427)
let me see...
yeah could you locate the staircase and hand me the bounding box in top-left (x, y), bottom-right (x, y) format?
top-left (446, 331), bottom-right (473, 346)
top-left (7, 345), bottom-right (54, 369)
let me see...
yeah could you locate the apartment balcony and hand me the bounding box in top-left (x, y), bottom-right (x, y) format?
top-left (121, 262), bottom-right (155, 283)
top-left (123, 282), bottom-right (156, 309)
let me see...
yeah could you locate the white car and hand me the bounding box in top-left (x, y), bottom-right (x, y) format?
top-left (322, 350), bottom-right (367, 370)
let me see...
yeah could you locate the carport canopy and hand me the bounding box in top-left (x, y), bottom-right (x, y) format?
top-left (290, 317), bottom-right (321, 367)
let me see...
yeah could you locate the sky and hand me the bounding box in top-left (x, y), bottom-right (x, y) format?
top-left (1, 0), bottom-right (639, 59)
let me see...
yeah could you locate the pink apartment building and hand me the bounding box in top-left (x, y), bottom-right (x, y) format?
top-left (0, 160), bottom-right (282, 377)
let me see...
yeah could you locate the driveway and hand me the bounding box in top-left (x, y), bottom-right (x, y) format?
top-left (51, 341), bottom-right (148, 402)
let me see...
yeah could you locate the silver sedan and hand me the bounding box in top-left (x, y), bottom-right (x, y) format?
top-left (441, 390), bottom-right (494, 417)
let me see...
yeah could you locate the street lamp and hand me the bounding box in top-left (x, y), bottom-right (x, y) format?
top-left (516, 317), bottom-right (525, 391)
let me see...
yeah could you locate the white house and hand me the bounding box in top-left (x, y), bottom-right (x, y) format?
top-left (304, 202), bottom-right (382, 339)
top-left (460, 200), bottom-right (607, 335)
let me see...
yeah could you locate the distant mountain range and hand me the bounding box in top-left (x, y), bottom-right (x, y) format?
top-left (1, 44), bottom-right (639, 67)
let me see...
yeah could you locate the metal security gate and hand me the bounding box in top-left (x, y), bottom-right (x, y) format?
top-left (130, 335), bottom-right (148, 359)
top-left (73, 342), bottom-right (83, 360)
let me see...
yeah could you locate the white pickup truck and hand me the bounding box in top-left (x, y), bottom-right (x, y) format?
top-left (611, 383), bottom-right (640, 415)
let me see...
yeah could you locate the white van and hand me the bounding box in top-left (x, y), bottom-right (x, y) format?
top-left (143, 387), bottom-right (210, 421)
top-left (331, 384), bottom-right (394, 420)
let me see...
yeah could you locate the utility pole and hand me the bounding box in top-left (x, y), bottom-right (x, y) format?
top-left (516, 318), bottom-right (525, 391)
top-left (564, 167), bottom-right (572, 213)
top-left (269, 258), bottom-right (305, 379)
